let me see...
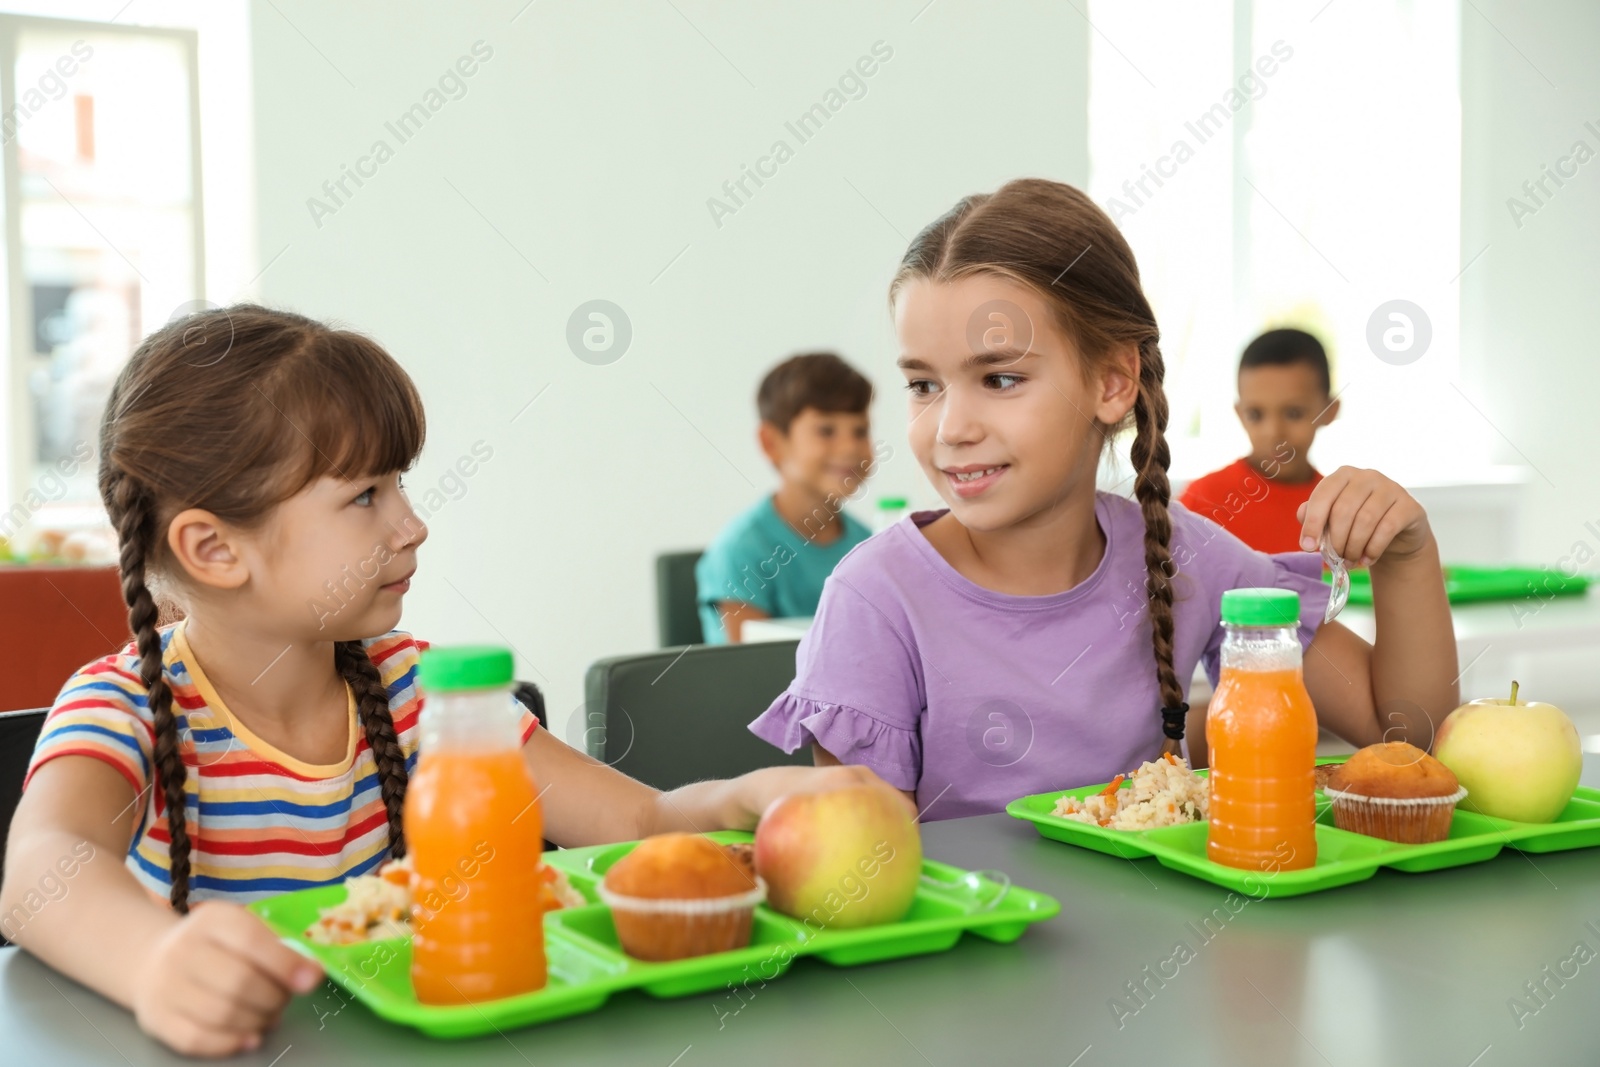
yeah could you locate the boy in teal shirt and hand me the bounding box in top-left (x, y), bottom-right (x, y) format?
top-left (697, 352), bottom-right (881, 642)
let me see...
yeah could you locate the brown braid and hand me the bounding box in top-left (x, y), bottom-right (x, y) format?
top-left (891, 179), bottom-right (1190, 756)
top-left (110, 473), bottom-right (195, 913)
top-left (333, 642), bottom-right (409, 859)
top-left (1127, 344), bottom-right (1187, 757)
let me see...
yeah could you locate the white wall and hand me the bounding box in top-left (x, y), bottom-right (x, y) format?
top-left (249, 1), bottom-right (1089, 737)
top-left (1459, 0), bottom-right (1600, 723)
top-left (1460, 0), bottom-right (1600, 564)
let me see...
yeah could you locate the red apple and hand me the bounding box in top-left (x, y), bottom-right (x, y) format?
top-left (1434, 681), bottom-right (1583, 824)
top-left (753, 784), bottom-right (922, 930)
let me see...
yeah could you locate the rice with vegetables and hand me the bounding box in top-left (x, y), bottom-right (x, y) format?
top-left (306, 857), bottom-right (414, 945)
top-left (305, 856), bottom-right (586, 946)
top-left (1051, 754), bottom-right (1209, 830)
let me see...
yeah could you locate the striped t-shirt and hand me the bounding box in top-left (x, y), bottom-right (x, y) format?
top-left (25, 622), bottom-right (538, 905)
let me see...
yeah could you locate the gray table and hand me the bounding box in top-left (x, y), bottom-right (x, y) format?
top-left (6, 759), bottom-right (1600, 1067)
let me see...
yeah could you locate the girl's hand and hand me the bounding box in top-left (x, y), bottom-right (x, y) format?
top-left (1296, 466), bottom-right (1432, 568)
top-left (731, 763), bottom-right (912, 830)
top-left (132, 902), bottom-right (323, 1057)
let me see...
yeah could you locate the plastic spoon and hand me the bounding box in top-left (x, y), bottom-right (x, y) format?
top-left (1320, 533), bottom-right (1349, 624)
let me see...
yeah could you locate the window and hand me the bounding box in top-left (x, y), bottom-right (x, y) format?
top-left (1087, 0), bottom-right (1468, 483)
top-left (0, 14), bottom-right (202, 540)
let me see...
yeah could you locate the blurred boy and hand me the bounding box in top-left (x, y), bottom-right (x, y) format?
top-left (696, 352), bottom-right (881, 643)
top-left (1180, 328), bottom-right (1339, 554)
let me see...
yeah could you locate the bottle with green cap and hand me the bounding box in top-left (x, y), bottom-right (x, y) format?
top-left (1206, 588), bottom-right (1318, 873)
top-left (407, 646), bottom-right (548, 1004)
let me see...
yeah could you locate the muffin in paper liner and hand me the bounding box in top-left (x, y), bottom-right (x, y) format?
top-left (597, 879), bottom-right (767, 961)
top-left (1321, 785), bottom-right (1468, 844)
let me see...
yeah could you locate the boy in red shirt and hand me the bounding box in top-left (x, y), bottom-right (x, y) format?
top-left (1180, 328), bottom-right (1339, 554)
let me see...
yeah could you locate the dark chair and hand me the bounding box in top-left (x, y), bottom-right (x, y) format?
top-left (0, 708), bottom-right (48, 940)
top-left (581, 641), bottom-right (811, 791)
top-left (512, 681), bottom-right (549, 730)
top-left (655, 551), bottom-right (705, 647)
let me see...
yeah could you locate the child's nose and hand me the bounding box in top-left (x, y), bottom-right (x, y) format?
top-left (388, 505), bottom-right (428, 549)
top-left (935, 390), bottom-right (982, 447)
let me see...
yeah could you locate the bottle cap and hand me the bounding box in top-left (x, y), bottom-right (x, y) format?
top-left (1220, 588), bottom-right (1301, 627)
top-left (418, 646), bottom-right (514, 692)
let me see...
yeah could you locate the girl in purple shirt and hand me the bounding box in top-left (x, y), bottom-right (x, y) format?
top-left (750, 179), bottom-right (1460, 821)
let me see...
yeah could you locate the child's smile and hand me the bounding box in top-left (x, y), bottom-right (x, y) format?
top-left (941, 463), bottom-right (1010, 498)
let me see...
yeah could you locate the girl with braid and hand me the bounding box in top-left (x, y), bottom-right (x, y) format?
top-left (2, 305), bottom-right (883, 1057)
top-left (751, 179), bottom-right (1459, 820)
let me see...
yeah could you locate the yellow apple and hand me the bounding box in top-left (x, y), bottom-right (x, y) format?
top-left (1434, 681), bottom-right (1582, 824)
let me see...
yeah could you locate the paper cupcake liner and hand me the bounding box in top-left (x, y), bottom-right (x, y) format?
top-left (1320, 785), bottom-right (1469, 807)
top-left (1321, 785), bottom-right (1468, 844)
top-left (596, 878), bottom-right (767, 915)
top-left (599, 878), bottom-right (766, 962)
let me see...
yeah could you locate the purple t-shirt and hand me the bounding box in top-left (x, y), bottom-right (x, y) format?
top-left (749, 492), bottom-right (1331, 821)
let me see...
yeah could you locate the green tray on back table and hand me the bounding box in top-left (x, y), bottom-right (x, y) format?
top-left (1325, 564), bottom-right (1592, 606)
top-left (249, 830), bottom-right (1059, 1039)
top-left (1007, 756), bottom-right (1600, 898)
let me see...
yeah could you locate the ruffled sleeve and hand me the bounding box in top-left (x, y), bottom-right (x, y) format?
top-left (750, 694), bottom-right (922, 791)
top-left (748, 575), bottom-right (926, 791)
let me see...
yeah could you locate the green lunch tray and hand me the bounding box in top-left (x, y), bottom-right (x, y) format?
top-left (249, 830), bottom-right (1059, 1038)
top-left (1007, 757), bottom-right (1600, 899)
top-left (1325, 564), bottom-right (1593, 606)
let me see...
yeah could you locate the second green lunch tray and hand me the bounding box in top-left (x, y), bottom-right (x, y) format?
top-left (1007, 757), bottom-right (1600, 898)
top-left (1326, 564), bottom-right (1593, 606)
top-left (249, 830), bottom-right (1059, 1038)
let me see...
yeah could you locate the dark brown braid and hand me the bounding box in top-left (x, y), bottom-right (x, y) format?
top-left (892, 179), bottom-right (1187, 755)
top-left (96, 304), bottom-right (427, 912)
top-left (109, 472), bottom-right (195, 913)
top-left (1127, 345), bottom-right (1187, 757)
top-left (333, 641), bottom-right (408, 859)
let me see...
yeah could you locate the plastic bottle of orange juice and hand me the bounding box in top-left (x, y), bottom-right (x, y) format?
top-left (408, 646), bottom-right (546, 1004)
top-left (1206, 589), bottom-right (1318, 872)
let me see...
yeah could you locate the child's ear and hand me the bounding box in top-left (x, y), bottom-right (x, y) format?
top-left (1094, 342), bottom-right (1140, 425)
top-left (1233, 399), bottom-right (1247, 426)
top-left (1315, 398), bottom-right (1340, 426)
top-left (757, 421), bottom-right (786, 466)
top-left (166, 509), bottom-right (249, 590)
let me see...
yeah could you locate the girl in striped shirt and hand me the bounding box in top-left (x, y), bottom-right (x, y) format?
top-left (0, 306), bottom-right (881, 1057)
